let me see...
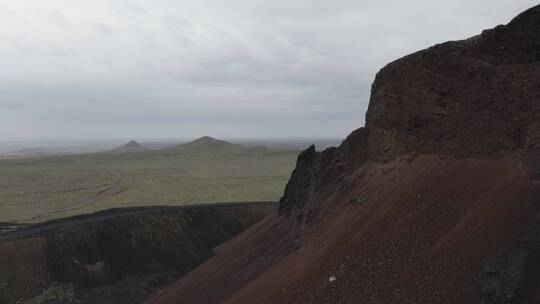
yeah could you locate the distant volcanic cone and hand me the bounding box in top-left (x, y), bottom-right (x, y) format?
top-left (107, 140), bottom-right (149, 153)
top-left (166, 136), bottom-right (243, 151)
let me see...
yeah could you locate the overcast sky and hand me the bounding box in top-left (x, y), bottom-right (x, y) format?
top-left (0, 0), bottom-right (537, 141)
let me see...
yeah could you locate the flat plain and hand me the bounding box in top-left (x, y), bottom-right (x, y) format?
top-left (0, 138), bottom-right (300, 223)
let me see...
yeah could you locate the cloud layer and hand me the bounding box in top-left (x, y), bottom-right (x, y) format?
top-left (0, 0), bottom-right (537, 140)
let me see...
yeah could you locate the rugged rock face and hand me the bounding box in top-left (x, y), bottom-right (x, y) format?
top-left (366, 6), bottom-right (540, 161)
top-left (146, 6), bottom-right (540, 304)
top-left (279, 4), bottom-right (540, 225)
top-left (278, 128), bottom-right (369, 220)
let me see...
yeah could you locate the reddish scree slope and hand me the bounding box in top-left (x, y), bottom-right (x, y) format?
top-left (146, 6), bottom-right (540, 304)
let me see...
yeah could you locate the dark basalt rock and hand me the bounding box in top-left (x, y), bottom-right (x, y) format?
top-left (280, 4), bottom-right (540, 222)
top-left (365, 5), bottom-right (540, 160)
top-left (474, 221), bottom-right (540, 304)
top-left (0, 204), bottom-right (275, 304)
top-left (278, 145), bottom-right (319, 217)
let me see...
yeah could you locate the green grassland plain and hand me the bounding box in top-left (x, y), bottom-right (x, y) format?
top-left (0, 145), bottom-right (299, 223)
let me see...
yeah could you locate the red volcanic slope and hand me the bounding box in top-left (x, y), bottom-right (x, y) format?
top-left (148, 156), bottom-right (536, 304)
top-left (146, 6), bottom-right (540, 304)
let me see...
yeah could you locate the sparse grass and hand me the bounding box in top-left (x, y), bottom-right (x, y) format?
top-left (18, 282), bottom-right (75, 304)
top-left (0, 146), bottom-right (299, 223)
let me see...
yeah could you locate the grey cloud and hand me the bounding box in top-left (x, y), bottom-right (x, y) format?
top-left (48, 11), bottom-right (69, 28)
top-left (0, 0), bottom-right (538, 141)
top-left (92, 22), bottom-right (115, 36)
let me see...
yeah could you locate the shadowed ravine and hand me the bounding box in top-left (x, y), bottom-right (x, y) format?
top-left (0, 202), bottom-right (276, 304)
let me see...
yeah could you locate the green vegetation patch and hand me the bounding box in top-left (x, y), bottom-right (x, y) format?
top-left (0, 145), bottom-right (299, 223)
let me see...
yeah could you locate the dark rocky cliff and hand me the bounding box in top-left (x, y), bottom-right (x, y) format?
top-left (0, 203), bottom-right (275, 304)
top-left (365, 5), bottom-right (540, 160)
top-left (280, 4), bottom-right (540, 219)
